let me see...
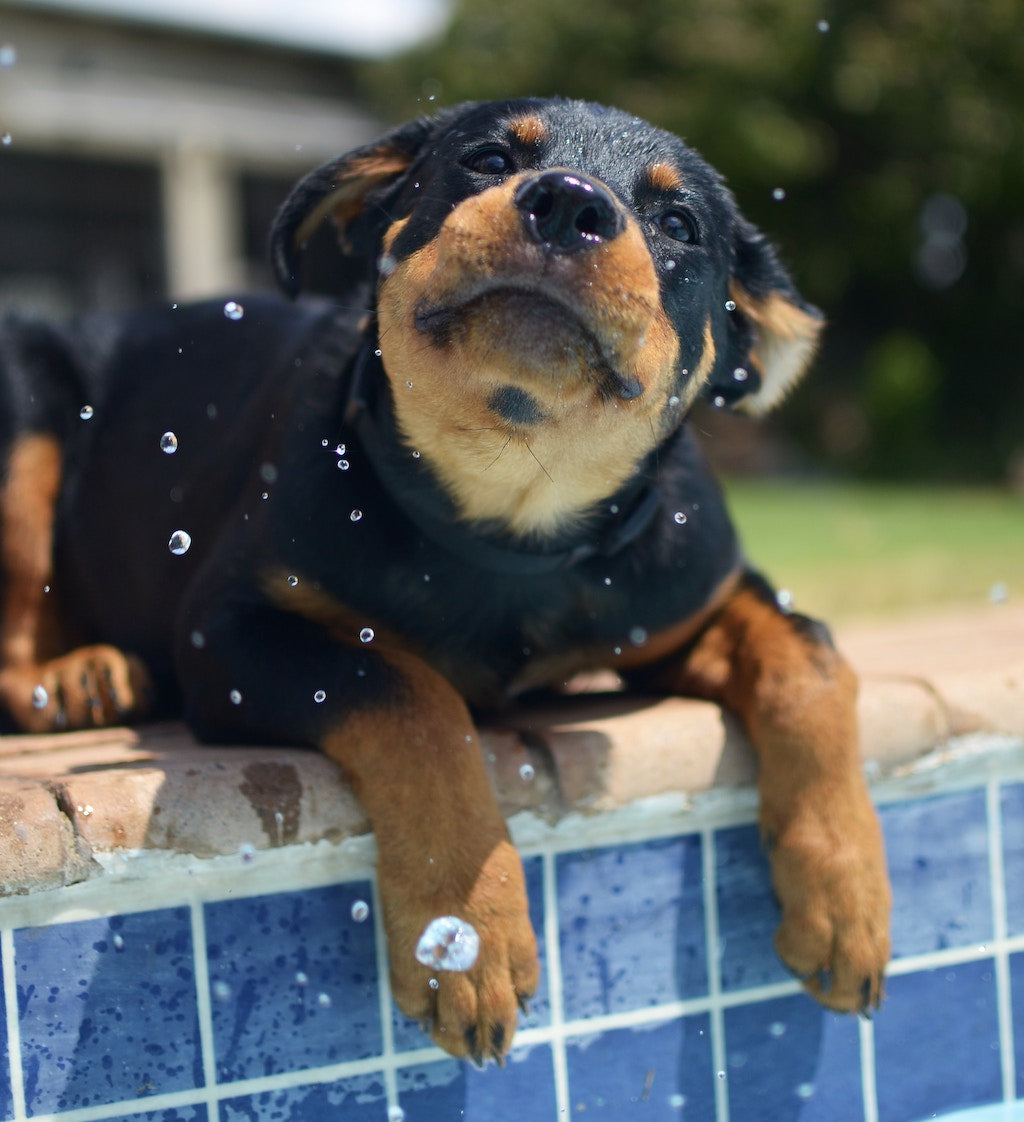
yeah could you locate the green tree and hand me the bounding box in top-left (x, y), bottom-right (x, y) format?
top-left (362, 0), bottom-right (1024, 481)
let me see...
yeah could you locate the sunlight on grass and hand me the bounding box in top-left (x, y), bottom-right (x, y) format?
top-left (723, 481), bottom-right (1024, 622)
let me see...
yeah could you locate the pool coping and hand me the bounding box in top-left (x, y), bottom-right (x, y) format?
top-left (0, 602), bottom-right (1021, 901)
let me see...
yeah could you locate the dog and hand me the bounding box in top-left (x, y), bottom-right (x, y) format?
top-left (0, 98), bottom-right (890, 1065)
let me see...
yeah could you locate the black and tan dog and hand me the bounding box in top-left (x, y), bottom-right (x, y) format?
top-left (0, 98), bottom-right (890, 1064)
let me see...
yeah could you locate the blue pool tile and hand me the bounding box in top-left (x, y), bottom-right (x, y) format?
top-left (723, 994), bottom-right (862, 1121)
top-left (221, 1072), bottom-right (386, 1120)
top-left (874, 959), bottom-right (1001, 1121)
top-left (716, 824), bottom-right (789, 992)
top-left (397, 1042), bottom-right (555, 1121)
top-left (1003, 783), bottom-right (1024, 936)
top-left (0, 956), bottom-right (10, 1121)
top-left (15, 908), bottom-right (202, 1114)
top-left (557, 835), bottom-right (706, 1020)
top-left (392, 855), bottom-right (549, 1052)
top-left (1011, 952), bottom-right (1024, 1098)
top-left (565, 1015), bottom-right (714, 1119)
top-left (882, 789), bottom-right (992, 956)
top-left (205, 882), bottom-right (379, 1082)
top-left (108, 1108), bottom-right (208, 1121)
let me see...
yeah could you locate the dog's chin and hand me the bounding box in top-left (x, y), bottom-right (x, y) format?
top-left (414, 288), bottom-right (621, 390)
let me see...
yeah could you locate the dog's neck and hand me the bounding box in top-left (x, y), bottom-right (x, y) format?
top-left (342, 343), bottom-right (664, 575)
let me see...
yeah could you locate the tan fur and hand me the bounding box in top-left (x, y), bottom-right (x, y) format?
top-left (376, 177), bottom-right (688, 537)
top-left (729, 282), bottom-right (824, 414)
top-left (647, 161), bottom-right (684, 192)
top-left (508, 115), bottom-right (548, 148)
top-left (644, 584), bottom-right (891, 1010)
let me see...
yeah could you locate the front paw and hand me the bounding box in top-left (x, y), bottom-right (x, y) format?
top-left (766, 789), bottom-right (892, 1013)
top-left (380, 839), bottom-right (539, 1064)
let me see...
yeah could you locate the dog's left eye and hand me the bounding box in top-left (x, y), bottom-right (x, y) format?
top-left (463, 147), bottom-right (515, 176)
top-left (657, 209), bottom-right (698, 244)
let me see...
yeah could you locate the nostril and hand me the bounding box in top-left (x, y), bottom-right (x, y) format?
top-left (515, 172), bottom-right (623, 252)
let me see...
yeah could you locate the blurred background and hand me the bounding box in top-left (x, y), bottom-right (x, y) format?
top-left (1, 0), bottom-right (1021, 617)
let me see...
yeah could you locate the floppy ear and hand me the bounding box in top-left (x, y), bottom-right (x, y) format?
top-left (704, 216), bottom-right (824, 414)
top-left (270, 115), bottom-right (441, 297)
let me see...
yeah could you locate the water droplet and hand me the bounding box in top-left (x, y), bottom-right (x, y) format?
top-left (796, 1081), bottom-right (815, 1099)
top-left (321, 438), bottom-right (329, 447)
top-left (287, 574), bottom-right (298, 587)
top-left (260, 491), bottom-right (269, 501)
top-left (388, 1108), bottom-right (407, 1122)
top-left (405, 380), bottom-right (413, 389)
top-left (31, 684), bottom-right (48, 709)
top-left (79, 404), bottom-right (94, 420)
top-left (816, 19), bottom-right (830, 32)
top-left (295, 971), bottom-right (309, 986)
top-left (190, 629), bottom-right (205, 648)
top-left (724, 300), bottom-right (737, 312)
top-left (768, 1021), bottom-right (786, 1037)
top-left (229, 689), bottom-right (242, 705)
top-left (168, 529), bottom-right (192, 555)
top-left (0, 44), bottom-right (18, 67)
top-left (259, 462), bottom-right (278, 484)
top-left (666, 259), bottom-right (676, 270)
top-left (239, 843), bottom-right (256, 863)
top-left (411, 450), bottom-right (421, 459)
top-left (350, 509), bottom-right (363, 522)
top-left (673, 511), bottom-right (688, 525)
top-left (776, 588), bottom-right (794, 611)
top-left (989, 581), bottom-right (1009, 604)
top-left (316, 992), bottom-right (332, 1008)
top-left (733, 367), bottom-right (749, 382)
top-left (603, 576), bottom-right (612, 586)
top-left (772, 187), bottom-right (787, 201)
top-left (415, 916), bottom-right (480, 972)
top-left (112, 933), bottom-right (124, 950)
top-left (334, 443), bottom-right (347, 456)
top-left (717, 1070), bottom-right (726, 1080)
top-left (428, 977), bottom-right (439, 991)
top-left (212, 979), bottom-right (231, 1001)
top-left (359, 627), bottom-right (375, 644)
top-left (223, 300), bottom-right (244, 321)
top-left (378, 253), bottom-right (397, 276)
top-left (668, 394), bottom-right (680, 407)
top-left (160, 431), bottom-right (178, 454)
top-left (206, 403), bottom-right (218, 420)
top-left (374, 348), bottom-right (382, 357)
top-left (669, 1093), bottom-right (687, 1109)
top-left (1, 133), bottom-right (12, 147)
top-left (712, 395), bottom-right (726, 408)
top-left (519, 763), bottom-right (535, 783)
top-left (351, 899), bottom-right (370, 922)
top-left (629, 626), bottom-right (648, 647)
top-left (336, 459), bottom-right (350, 470)
top-left (313, 689), bottom-right (326, 703)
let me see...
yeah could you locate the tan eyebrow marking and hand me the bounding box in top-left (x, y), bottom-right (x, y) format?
top-left (508, 115), bottom-right (548, 147)
top-left (647, 162), bottom-right (684, 192)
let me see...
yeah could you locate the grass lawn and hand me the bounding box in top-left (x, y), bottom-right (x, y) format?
top-left (723, 480), bottom-right (1024, 622)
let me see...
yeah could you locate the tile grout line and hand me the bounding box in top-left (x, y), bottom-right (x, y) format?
top-left (859, 1015), bottom-right (878, 1122)
top-left (701, 826), bottom-right (729, 1122)
top-left (370, 873), bottom-right (401, 1114)
top-left (542, 848), bottom-right (571, 1120)
top-left (189, 898), bottom-right (221, 1122)
top-left (1, 927), bottom-right (28, 1122)
top-left (986, 779), bottom-right (1017, 1103)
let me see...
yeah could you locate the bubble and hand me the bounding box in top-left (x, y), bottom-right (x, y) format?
top-left (336, 459), bottom-right (350, 470)
top-left (351, 899), bottom-right (370, 922)
top-left (321, 438), bottom-right (329, 447)
top-left (724, 299), bottom-right (736, 312)
top-left (733, 367), bottom-right (749, 382)
top-left (350, 509), bottom-right (363, 522)
top-left (772, 187), bottom-right (787, 201)
top-left (519, 763), bottom-right (535, 783)
top-left (411, 450), bottom-right (421, 459)
top-left (79, 404), bottom-right (94, 420)
top-left (374, 348), bottom-right (382, 357)
top-left (168, 529), bottom-right (192, 555)
top-left (673, 511), bottom-right (688, 525)
top-left (428, 977), bottom-right (439, 990)
top-left (160, 431), bottom-right (178, 454)
top-left (295, 971), bottom-right (309, 986)
top-left (31, 684), bottom-right (48, 709)
top-left (223, 300), bottom-right (244, 321)
top-left (712, 395), bottom-right (726, 408)
top-left (212, 980), bottom-right (231, 1001)
top-left (717, 1070), bottom-right (726, 1080)
top-left (334, 443), bottom-right (347, 456)
top-left (415, 915), bottom-right (481, 972)
top-left (313, 689), bottom-right (327, 703)
top-left (316, 992), bottom-right (332, 1008)
top-left (287, 574), bottom-right (298, 587)
top-left (229, 689), bottom-right (242, 705)
top-left (0, 44), bottom-right (17, 67)
top-left (359, 627), bottom-right (375, 643)
top-left (388, 1108), bottom-right (407, 1122)
top-left (776, 588), bottom-right (794, 611)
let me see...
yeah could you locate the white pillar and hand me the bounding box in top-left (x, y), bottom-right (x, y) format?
top-left (161, 144), bottom-right (242, 300)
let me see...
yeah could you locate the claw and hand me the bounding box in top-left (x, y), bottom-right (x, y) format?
top-left (490, 1022), bottom-right (506, 1060)
top-left (516, 994), bottom-right (531, 1016)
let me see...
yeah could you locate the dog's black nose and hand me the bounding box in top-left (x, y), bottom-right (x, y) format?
top-left (514, 171), bottom-right (624, 252)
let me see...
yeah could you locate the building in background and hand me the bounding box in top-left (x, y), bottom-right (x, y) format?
top-left (0, 0), bottom-right (446, 314)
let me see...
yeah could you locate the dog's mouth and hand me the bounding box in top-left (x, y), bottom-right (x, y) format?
top-left (412, 283), bottom-right (645, 402)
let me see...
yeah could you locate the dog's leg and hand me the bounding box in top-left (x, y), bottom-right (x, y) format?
top-left (179, 602), bottom-right (539, 1064)
top-left (0, 433), bottom-right (151, 732)
top-left (633, 570), bottom-right (891, 1012)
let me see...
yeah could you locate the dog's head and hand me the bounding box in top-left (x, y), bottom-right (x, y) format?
top-left (271, 99), bottom-right (822, 536)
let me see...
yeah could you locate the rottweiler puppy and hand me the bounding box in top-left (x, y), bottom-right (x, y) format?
top-left (0, 98), bottom-right (890, 1065)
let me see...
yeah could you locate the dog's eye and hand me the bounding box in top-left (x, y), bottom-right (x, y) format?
top-left (658, 209), bottom-right (698, 244)
top-left (463, 147), bottom-right (515, 176)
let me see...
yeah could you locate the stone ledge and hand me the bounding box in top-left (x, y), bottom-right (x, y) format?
top-left (0, 604), bottom-right (1021, 896)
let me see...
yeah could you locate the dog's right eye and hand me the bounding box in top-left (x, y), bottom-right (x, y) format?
top-left (463, 147), bottom-right (515, 176)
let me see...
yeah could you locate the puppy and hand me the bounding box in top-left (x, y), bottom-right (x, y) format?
top-left (0, 98), bottom-right (890, 1065)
